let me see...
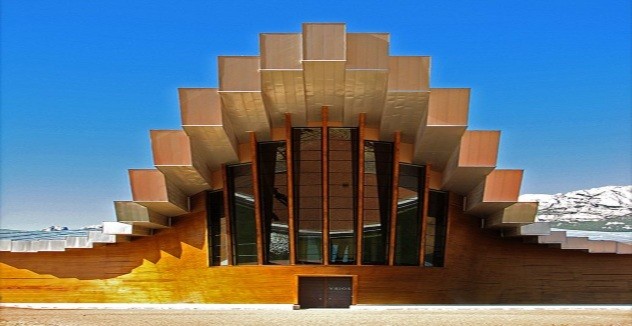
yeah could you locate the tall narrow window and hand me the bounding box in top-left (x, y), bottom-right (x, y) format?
top-left (394, 164), bottom-right (425, 266)
top-left (207, 190), bottom-right (227, 266)
top-left (293, 128), bottom-right (323, 264)
top-left (227, 163), bottom-right (257, 265)
top-left (362, 141), bottom-right (393, 265)
top-left (328, 128), bottom-right (358, 264)
top-left (258, 141), bottom-right (290, 265)
top-left (424, 190), bottom-right (448, 267)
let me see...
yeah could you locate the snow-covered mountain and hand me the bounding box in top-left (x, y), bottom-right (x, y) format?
top-left (520, 185), bottom-right (632, 231)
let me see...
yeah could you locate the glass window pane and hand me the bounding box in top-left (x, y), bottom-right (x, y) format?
top-left (227, 164), bottom-right (258, 265)
top-left (328, 128), bottom-right (358, 264)
top-left (258, 141), bottom-right (290, 265)
top-left (424, 190), bottom-right (448, 267)
top-left (362, 141), bottom-right (393, 265)
top-left (293, 128), bottom-right (323, 264)
top-left (394, 164), bottom-right (425, 266)
top-left (207, 190), bottom-right (228, 266)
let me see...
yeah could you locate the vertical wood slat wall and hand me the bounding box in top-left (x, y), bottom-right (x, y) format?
top-left (285, 113), bottom-right (297, 265)
top-left (321, 106), bottom-right (330, 265)
top-left (356, 113), bottom-right (366, 265)
top-left (388, 131), bottom-right (401, 266)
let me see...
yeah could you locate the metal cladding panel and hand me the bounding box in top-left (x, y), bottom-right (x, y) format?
top-left (103, 222), bottom-right (133, 235)
top-left (220, 91), bottom-right (271, 142)
top-left (343, 69), bottom-right (388, 127)
top-left (427, 88), bottom-right (470, 126)
top-left (482, 169), bottom-right (523, 202)
top-left (151, 130), bottom-right (192, 166)
top-left (0, 240), bottom-right (11, 251)
top-left (465, 169), bottom-right (523, 213)
top-left (35, 240), bottom-right (66, 252)
top-left (65, 236), bottom-right (93, 248)
top-left (538, 231), bottom-right (567, 244)
top-left (561, 237), bottom-right (591, 250)
top-left (261, 69), bottom-right (307, 127)
top-left (103, 222), bottom-right (152, 236)
top-left (88, 231), bottom-right (119, 243)
top-left (11, 241), bottom-right (34, 252)
top-left (587, 241), bottom-right (618, 253)
top-left (483, 202), bottom-right (538, 225)
top-left (303, 60), bottom-right (346, 122)
top-left (616, 243), bottom-right (632, 254)
top-left (130, 169), bottom-right (169, 202)
top-left (346, 33), bottom-right (389, 69)
top-left (380, 91), bottom-right (429, 143)
top-left (388, 56), bottom-right (430, 91)
top-left (441, 165), bottom-right (495, 195)
top-left (135, 201), bottom-right (188, 217)
top-left (468, 202), bottom-right (516, 217)
top-left (260, 33), bottom-right (302, 69)
top-left (458, 130), bottom-right (501, 167)
top-left (183, 126), bottom-right (239, 170)
top-left (218, 56), bottom-right (261, 91)
top-left (502, 222), bottom-right (551, 237)
top-left (302, 23), bottom-right (346, 60)
top-left (115, 201), bottom-right (170, 228)
top-left (129, 169), bottom-right (189, 215)
top-left (151, 129), bottom-right (213, 195)
top-left (179, 88), bottom-right (223, 126)
top-left (156, 165), bottom-right (210, 196)
top-left (412, 125), bottom-right (467, 169)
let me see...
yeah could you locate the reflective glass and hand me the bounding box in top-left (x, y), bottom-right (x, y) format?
top-left (328, 128), bottom-right (358, 264)
top-left (361, 141), bottom-right (393, 265)
top-left (424, 190), bottom-right (448, 267)
top-left (258, 141), bottom-right (290, 265)
top-left (394, 164), bottom-right (425, 266)
top-left (227, 164), bottom-right (257, 265)
top-left (293, 128), bottom-right (323, 263)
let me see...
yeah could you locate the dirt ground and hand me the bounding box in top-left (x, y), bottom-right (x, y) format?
top-left (1, 307), bottom-right (631, 326)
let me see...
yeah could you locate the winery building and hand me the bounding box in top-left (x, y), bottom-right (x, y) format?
top-left (1, 23), bottom-right (630, 307)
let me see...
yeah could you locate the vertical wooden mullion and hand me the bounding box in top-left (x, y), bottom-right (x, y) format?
top-left (221, 164), bottom-right (234, 266)
top-left (285, 113), bottom-right (296, 265)
top-left (321, 106), bottom-right (330, 265)
top-left (249, 132), bottom-right (264, 265)
top-left (388, 131), bottom-right (401, 266)
top-left (419, 164), bottom-right (431, 266)
top-left (356, 113), bottom-right (366, 265)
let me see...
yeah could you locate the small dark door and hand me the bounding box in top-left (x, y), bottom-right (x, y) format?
top-left (298, 277), bottom-right (352, 308)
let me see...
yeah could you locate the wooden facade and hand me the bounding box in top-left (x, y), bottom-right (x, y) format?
top-left (1, 22), bottom-right (630, 305)
top-left (1, 192), bottom-right (630, 304)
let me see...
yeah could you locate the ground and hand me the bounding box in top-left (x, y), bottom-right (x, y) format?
top-left (1, 307), bottom-right (631, 326)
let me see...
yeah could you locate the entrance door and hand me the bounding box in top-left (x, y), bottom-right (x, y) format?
top-left (298, 277), bottom-right (352, 308)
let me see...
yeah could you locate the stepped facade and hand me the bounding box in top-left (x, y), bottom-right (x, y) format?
top-left (1, 23), bottom-right (630, 306)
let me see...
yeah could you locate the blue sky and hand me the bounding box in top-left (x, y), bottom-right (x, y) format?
top-left (1, 0), bottom-right (630, 230)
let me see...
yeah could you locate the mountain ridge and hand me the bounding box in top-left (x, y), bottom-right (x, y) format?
top-left (520, 185), bottom-right (632, 232)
